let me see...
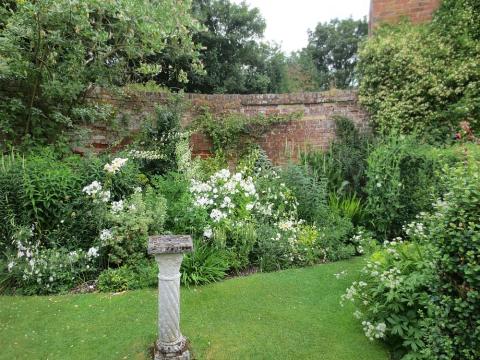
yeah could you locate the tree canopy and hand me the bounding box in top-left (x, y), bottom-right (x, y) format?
top-left (0, 0), bottom-right (199, 147)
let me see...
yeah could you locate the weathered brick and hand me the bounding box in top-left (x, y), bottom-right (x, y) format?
top-left (80, 89), bottom-right (369, 165)
top-left (369, 0), bottom-right (441, 33)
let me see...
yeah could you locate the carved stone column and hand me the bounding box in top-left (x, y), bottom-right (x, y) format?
top-left (148, 235), bottom-right (193, 360)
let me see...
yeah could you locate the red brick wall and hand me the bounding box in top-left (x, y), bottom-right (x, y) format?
top-left (79, 89), bottom-right (368, 165)
top-left (369, 0), bottom-right (441, 33)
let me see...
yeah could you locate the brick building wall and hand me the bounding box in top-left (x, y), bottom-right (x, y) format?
top-left (369, 0), bottom-right (441, 33)
top-left (80, 89), bottom-right (368, 165)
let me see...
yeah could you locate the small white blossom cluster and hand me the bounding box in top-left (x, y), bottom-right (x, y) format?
top-left (381, 237), bottom-right (404, 259)
top-left (111, 200), bottom-right (124, 213)
top-left (7, 227), bottom-right (98, 292)
top-left (128, 149), bottom-right (165, 160)
top-left (254, 167), bottom-right (298, 222)
top-left (99, 229), bottom-right (113, 243)
top-left (379, 267), bottom-right (402, 289)
top-left (362, 321), bottom-right (387, 341)
top-left (82, 181), bottom-right (111, 202)
top-left (341, 280), bottom-right (368, 305)
top-left (350, 228), bottom-right (372, 254)
top-left (104, 157), bottom-right (128, 174)
top-left (270, 219), bottom-right (306, 263)
top-left (403, 219), bottom-right (426, 239)
top-left (190, 169), bottom-right (257, 229)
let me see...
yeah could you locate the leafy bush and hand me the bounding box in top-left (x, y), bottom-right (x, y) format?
top-left (130, 97), bottom-right (185, 176)
top-left (345, 153), bottom-right (480, 359)
top-left (82, 158), bottom-right (166, 267)
top-left (365, 136), bottom-right (441, 239)
top-left (302, 116), bottom-right (370, 196)
top-left (1, 153), bottom-right (164, 294)
top-left (0, 0), bottom-right (197, 148)
top-left (343, 239), bottom-right (434, 359)
top-left (357, 0), bottom-right (480, 142)
top-left (181, 241), bottom-right (229, 286)
top-left (279, 163), bottom-right (328, 224)
top-left (4, 225), bottom-right (100, 295)
top-left (422, 157), bottom-right (480, 359)
top-left (97, 259), bottom-right (157, 292)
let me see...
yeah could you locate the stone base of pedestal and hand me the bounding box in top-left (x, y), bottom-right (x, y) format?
top-left (154, 338), bottom-right (190, 360)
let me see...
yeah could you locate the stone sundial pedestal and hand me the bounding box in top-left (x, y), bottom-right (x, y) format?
top-left (148, 235), bottom-right (193, 360)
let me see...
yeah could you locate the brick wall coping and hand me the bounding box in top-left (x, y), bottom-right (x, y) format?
top-left (87, 88), bottom-right (359, 107)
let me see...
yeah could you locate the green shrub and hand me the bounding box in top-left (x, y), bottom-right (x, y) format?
top-left (365, 136), bottom-right (441, 240)
top-left (4, 225), bottom-right (100, 295)
top-left (346, 153), bottom-right (480, 359)
top-left (152, 172), bottom-right (209, 237)
top-left (130, 98), bottom-right (185, 176)
top-left (180, 241), bottom-right (229, 286)
top-left (421, 158), bottom-right (480, 359)
top-left (343, 240), bottom-right (435, 359)
top-left (0, 0), bottom-right (197, 148)
top-left (302, 116), bottom-right (370, 196)
top-left (279, 163), bottom-right (328, 224)
top-left (252, 224), bottom-right (292, 272)
top-left (357, 0), bottom-right (480, 142)
top-left (316, 214), bottom-right (355, 261)
top-left (97, 259), bottom-right (157, 292)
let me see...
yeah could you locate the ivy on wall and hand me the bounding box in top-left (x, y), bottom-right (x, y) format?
top-left (191, 107), bottom-right (303, 154)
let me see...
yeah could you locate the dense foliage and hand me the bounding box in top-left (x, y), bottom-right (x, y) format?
top-left (357, 0), bottom-right (480, 142)
top-left (344, 148), bottom-right (480, 359)
top-left (192, 107), bottom-right (302, 155)
top-left (303, 18), bottom-right (368, 90)
top-left (364, 136), bottom-right (441, 239)
top-left (150, 0), bottom-right (288, 94)
top-left (0, 0), bottom-right (198, 148)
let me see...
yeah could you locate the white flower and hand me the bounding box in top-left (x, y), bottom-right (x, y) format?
top-left (134, 186), bottom-right (142, 193)
top-left (246, 203), bottom-right (254, 211)
top-left (100, 229), bottom-right (113, 242)
top-left (233, 173), bottom-right (242, 181)
top-left (111, 200), bottom-right (124, 213)
top-left (210, 209), bottom-right (226, 222)
top-left (82, 181), bottom-right (102, 196)
top-left (376, 182), bottom-right (382, 188)
top-left (49, 276), bottom-right (54, 282)
top-left (278, 220), bottom-right (294, 231)
top-left (99, 190), bottom-right (111, 203)
top-left (7, 261), bottom-right (15, 272)
top-left (203, 227), bottom-right (213, 239)
top-left (194, 196), bottom-right (211, 208)
top-left (87, 247), bottom-right (99, 258)
top-left (213, 169), bottom-right (230, 181)
top-left (104, 158), bottom-right (128, 174)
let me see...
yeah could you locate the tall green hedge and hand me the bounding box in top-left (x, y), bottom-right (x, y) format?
top-left (357, 0), bottom-right (480, 143)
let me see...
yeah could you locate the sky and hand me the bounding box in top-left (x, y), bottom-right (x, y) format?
top-left (231, 0), bottom-right (371, 53)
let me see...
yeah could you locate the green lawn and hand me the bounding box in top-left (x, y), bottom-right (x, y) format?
top-left (0, 258), bottom-right (388, 360)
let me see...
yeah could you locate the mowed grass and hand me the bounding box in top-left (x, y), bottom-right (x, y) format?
top-left (0, 258), bottom-right (388, 360)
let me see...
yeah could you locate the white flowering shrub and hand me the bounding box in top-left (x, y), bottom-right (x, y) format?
top-left (190, 169), bottom-right (257, 225)
top-left (341, 224), bottom-right (436, 358)
top-left (190, 169), bottom-right (259, 269)
top-left (82, 159), bottom-right (166, 266)
top-left (99, 190), bottom-right (166, 265)
top-left (4, 225), bottom-right (99, 294)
